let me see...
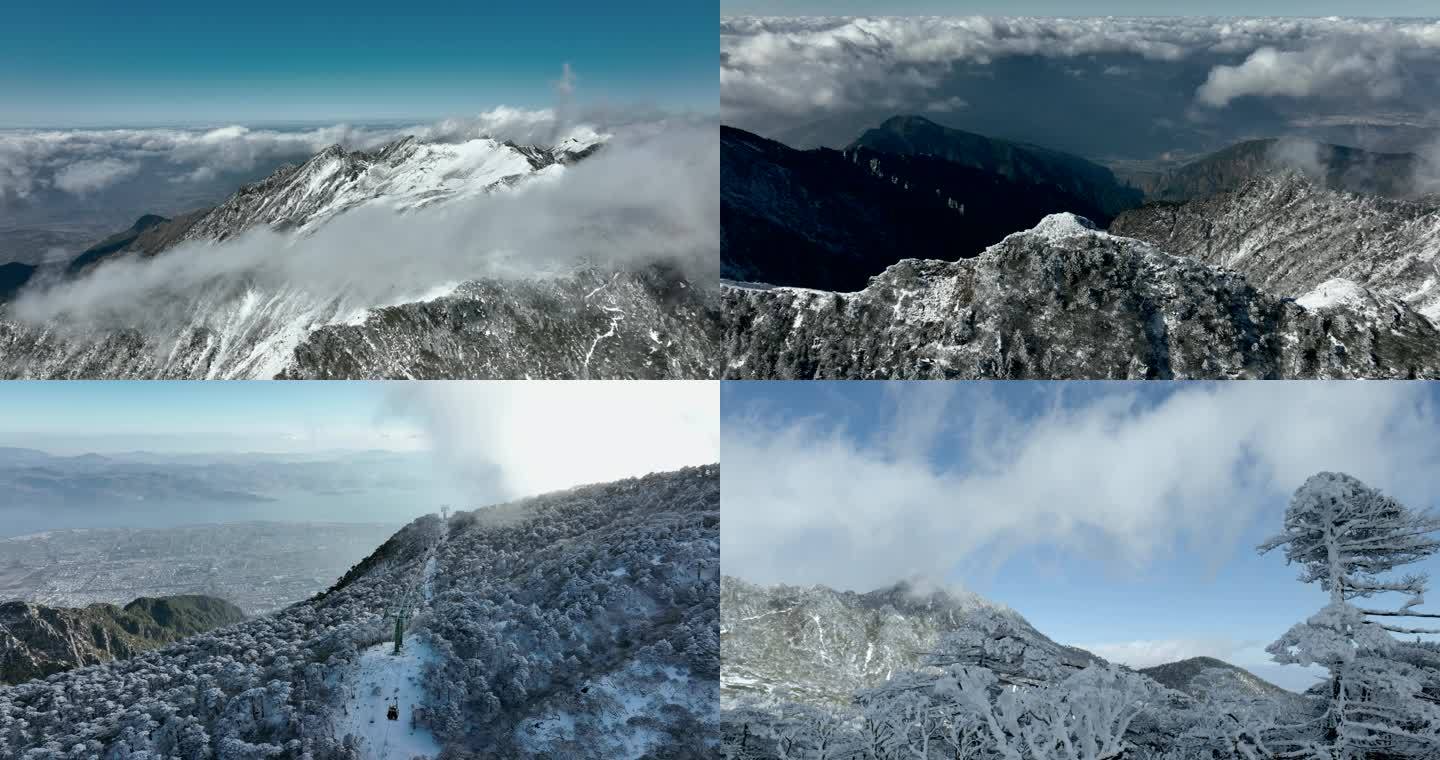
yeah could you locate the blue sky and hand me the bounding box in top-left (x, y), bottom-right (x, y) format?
top-left (722, 381), bottom-right (1440, 691)
top-left (0, 381), bottom-right (419, 452)
top-left (0, 381), bottom-right (716, 535)
top-left (721, 1), bottom-right (1440, 16)
top-left (1, 0), bottom-right (717, 127)
top-left (0, 379), bottom-right (716, 488)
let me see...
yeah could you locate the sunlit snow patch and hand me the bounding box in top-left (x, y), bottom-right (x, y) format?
top-left (517, 661), bottom-right (715, 758)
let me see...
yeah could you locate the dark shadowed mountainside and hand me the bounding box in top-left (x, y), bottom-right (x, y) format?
top-left (722, 122), bottom-right (1136, 291)
top-left (0, 595), bottom-right (245, 684)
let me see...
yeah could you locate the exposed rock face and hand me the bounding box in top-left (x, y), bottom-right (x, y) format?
top-left (0, 595), bottom-right (245, 685)
top-left (723, 213), bottom-right (1440, 379)
top-left (0, 265), bottom-right (716, 379)
top-left (721, 576), bottom-right (1097, 708)
top-left (1111, 174), bottom-right (1440, 319)
top-left (279, 266), bottom-right (718, 380)
top-left (0, 129), bottom-right (717, 379)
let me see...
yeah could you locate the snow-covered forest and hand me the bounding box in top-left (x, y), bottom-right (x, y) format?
top-left (721, 472), bottom-right (1440, 759)
top-left (0, 464), bottom-right (719, 759)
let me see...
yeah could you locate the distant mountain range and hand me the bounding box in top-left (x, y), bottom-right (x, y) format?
top-left (1121, 137), bottom-right (1433, 203)
top-left (722, 116), bottom-right (1139, 291)
top-left (1139, 656), bottom-right (1311, 714)
top-left (852, 116), bottom-right (1143, 218)
top-left (0, 595), bottom-right (245, 684)
top-left (0, 446), bottom-right (432, 506)
top-left (722, 576), bottom-right (1303, 716)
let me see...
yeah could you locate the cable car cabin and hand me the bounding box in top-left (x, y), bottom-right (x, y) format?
top-left (387, 704), bottom-right (399, 721)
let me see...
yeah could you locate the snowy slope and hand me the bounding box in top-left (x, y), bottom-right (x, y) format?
top-left (1111, 174), bottom-right (1440, 319)
top-left (0, 466), bottom-right (720, 758)
top-left (723, 213), bottom-right (1440, 379)
top-left (0, 126), bottom-right (719, 379)
top-left (420, 465), bottom-right (720, 758)
top-left (720, 576), bottom-right (1097, 708)
top-left (181, 128), bottom-right (606, 242)
top-left (334, 522), bottom-right (447, 758)
top-left (335, 638), bottom-right (443, 759)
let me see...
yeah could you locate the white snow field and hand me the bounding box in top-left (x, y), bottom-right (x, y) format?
top-left (335, 637), bottom-right (443, 759)
top-left (335, 517), bottom-right (447, 759)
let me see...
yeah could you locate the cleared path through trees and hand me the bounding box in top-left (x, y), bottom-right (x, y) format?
top-left (335, 517), bottom-right (447, 758)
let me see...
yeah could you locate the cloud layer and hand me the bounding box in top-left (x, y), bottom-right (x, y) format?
top-left (721, 16), bottom-right (1440, 154)
top-left (383, 381), bottom-right (718, 505)
top-left (0, 108), bottom-right (575, 204)
top-left (7, 116), bottom-right (718, 372)
top-left (721, 383), bottom-right (1440, 593)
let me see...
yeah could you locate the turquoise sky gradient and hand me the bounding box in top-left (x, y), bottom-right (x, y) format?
top-left (1, 0), bottom-right (717, 126)
top-left (722, 1), bottom-right (1440, 16)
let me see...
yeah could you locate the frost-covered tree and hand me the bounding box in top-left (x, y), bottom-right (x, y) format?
top-left (1258, 472), bottom-right (1440, 758)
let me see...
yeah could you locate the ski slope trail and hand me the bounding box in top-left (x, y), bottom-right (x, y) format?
top-left (334, 516), bottom-right (448, 758)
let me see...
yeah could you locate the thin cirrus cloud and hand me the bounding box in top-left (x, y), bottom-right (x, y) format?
top-left (721, 382), bottom-right (1440, 594)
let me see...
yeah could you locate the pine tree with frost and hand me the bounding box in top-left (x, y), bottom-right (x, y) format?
top-left (1258, 472), bottom-right (1440, 758)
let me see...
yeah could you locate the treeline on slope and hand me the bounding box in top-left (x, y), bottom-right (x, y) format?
top-left (0, 596), bottom-right (246, 685)
top-left (0, 465), bottom-right (719, 759)
top-left (419, 464), bottom-right (720, 758)
top-left (721, 472), bottom-right (1440, 759)
top-left (0, 512), bottom-right (433, 759)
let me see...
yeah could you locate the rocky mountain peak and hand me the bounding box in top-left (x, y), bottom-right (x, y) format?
top-left (723, 211), bottom-right (1440, 379)
top-left (721, 576), bottom-right (1086, 708)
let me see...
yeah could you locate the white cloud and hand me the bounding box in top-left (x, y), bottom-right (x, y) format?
top-left (0, 101), bottom-right (614, 202)
top-left (720, 16), bottom-right (1440, 130)
top-left (382, 381), bottom-right (717, 501)
top-left (1196, 44), bottom-right (1402, 107)
top-left (0, 124), bottom-right (396, 200)
top-left (51, 158), bottom-right (139, 194)
top-left (556, 62), bottom-right (577, 96)
top-left (722, 383), bottom-right (1440, 592)
top-left (7, 118), bottom-right (718, 376)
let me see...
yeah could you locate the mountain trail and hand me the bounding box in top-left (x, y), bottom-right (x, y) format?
top-left (334, 516), bottom-right (448, 758)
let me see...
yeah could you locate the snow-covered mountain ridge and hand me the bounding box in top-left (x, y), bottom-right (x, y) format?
top-left (721, 576), bottom-right (1098, 709)
top-left (722, 212), bottom-right (1440, 379)
top-left (1111, 173), bottom-right (1440, 319)
top-left (0, 126), bottom-right (719, 379)
top-left (0, 465), bottom-right (720, 759)
top-left (181, 128), bottom-right (607, 242)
